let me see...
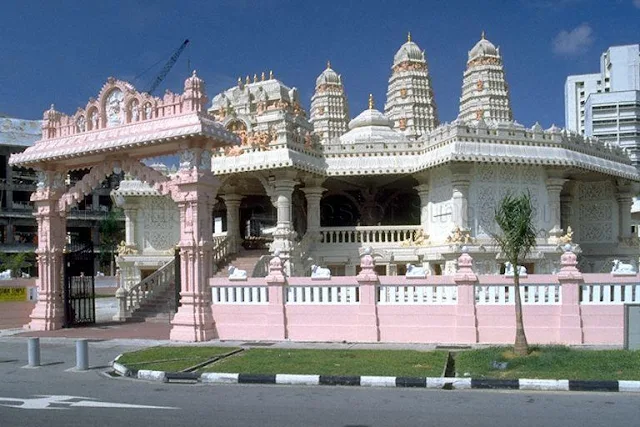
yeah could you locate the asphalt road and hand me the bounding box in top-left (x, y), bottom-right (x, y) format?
top-left (1, 337), bottom-right (639, 427)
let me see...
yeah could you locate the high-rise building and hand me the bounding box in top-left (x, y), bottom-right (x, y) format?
top-left (565, 44), bottom-right (640, 165)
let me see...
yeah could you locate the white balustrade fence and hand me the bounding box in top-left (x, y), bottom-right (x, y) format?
top-left (580, 283), bottom-right (640, 304)
top-left (286, 285), bottom-right (358, 304)
top-left (475, 284), bottom-right (561, 305)
top-left (319, 226), bottom-right (422, 245)
top-left (378, 285), bottom-right (457, 304)
top-left (212, 286), bottom-right (268, 304)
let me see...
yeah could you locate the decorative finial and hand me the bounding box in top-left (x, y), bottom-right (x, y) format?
top-left (245, 75), bottom-right (250, 84)
top-left (192, 70), bottom-right (197, 77)
top-left (237, 77), bottom-right (242, 86)
top-left (261, 71), bottom-right (265, 81)
top-left (269, 70), bottom-right (273, 79)
top-left (253, 74), bottom-right (257, 83)
top-left (326, 60), bottom-right (331, 69)
top-left (481, 30), bottom-right (485, 39)
top-left (368, 93), bottom-right (374, 110)
top-left (407, 32), bottom-right (412, 42)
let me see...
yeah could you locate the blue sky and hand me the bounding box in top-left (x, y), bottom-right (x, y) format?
top-left (0, 0), bottom-right (638, 129)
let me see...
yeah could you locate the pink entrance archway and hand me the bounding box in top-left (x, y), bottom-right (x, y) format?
top-left (9, 72), bottom-right (239, 341)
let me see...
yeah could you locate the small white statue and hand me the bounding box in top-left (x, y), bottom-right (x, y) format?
top-left (611, 259), bottom-right (637, 276)
top-left (311, 264), bottom-right (331, 279)
top-left (405, 263), bottom-right (427, 278)
top-left (504, 262), bottom-right (527, 277)
top-left (20, 272), bottom-right (30, 278)
top-left (228, 265), bottom-right (248, 281)
top-left (0, 269), bottom-right (12, 280)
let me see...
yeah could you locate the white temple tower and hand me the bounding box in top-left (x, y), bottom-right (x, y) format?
top-left (384, 33), bottom-right (439, 139)
top-left (459, 32), bottom-right (513, 124)
top-left (310, 61), bottom-right (350, 142)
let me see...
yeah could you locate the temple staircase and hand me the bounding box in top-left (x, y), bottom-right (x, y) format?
top-left (212, 248), bottom-right (271, 278)
top-left (123, 258), bottom-right (177, 323)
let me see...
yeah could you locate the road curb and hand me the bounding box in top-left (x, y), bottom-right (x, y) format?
top-left (110, 360), bottom-right (640, 392)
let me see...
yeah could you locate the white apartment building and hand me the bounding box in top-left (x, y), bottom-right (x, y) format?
top-left (565, 44), bottom-right (640, 165)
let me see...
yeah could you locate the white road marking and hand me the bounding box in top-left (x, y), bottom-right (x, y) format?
top-left (0, 395), bottom-right (178, 410)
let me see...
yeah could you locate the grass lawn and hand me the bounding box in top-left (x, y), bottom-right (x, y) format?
top-left (455, 346), bottom-right (640, 381)
top-left (201, 349), bottom-right (448, 377)
top-left (118, 346), bottom-right (239, 372)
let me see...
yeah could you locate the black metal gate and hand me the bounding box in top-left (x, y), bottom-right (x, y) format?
top-left (174, 247), bottom-right (181, 312)
top-left (63, 241), bottom-right (96, 327)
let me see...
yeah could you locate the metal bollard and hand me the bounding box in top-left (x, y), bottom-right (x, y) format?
top-left (28, 337), bottom-right (40, 367)
top-left (75, 339), bottom-right (89, 370)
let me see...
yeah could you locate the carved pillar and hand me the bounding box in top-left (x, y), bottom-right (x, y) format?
top-left (222, 194), bottom-right (243, 254)
top-left (301, 186), bottom-right (325, 233)
top-left (29, 171), bottom-right (67, 331)
top-left (169, 148), bottom-right (219, 342)
top-left (271, 174), bottom-right (298, 273)
top-left (92, 193), bottom-right (99, 211)
top-left (546, 177), bottom-right (567, 242)
top-left (560, 181), bottom-right (576, 238)
top-left (414, 183), bottom-right (430, 236)
top-left (451, 174), bottom-right (470, 231)
top-left (617, 190), bottom-right (634, 242)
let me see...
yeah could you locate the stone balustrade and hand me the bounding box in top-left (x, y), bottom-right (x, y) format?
top-left (319, 225), bottom-right (422, 245)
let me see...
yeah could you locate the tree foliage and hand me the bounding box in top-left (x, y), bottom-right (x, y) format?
top-left (0, 252), bottom-right (33, 278)
top-left (493, 192), bottom-right (538, 356)
top-left (99, 207), bottom-right (125, 274)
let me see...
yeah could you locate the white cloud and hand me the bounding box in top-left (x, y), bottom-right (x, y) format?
top-left (634, 0), bottom-right (640, 9)
top-left (552, 23), bottom-right (594, 56)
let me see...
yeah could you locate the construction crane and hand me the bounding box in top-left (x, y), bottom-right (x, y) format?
top-left (145, 39), bottom-right (190, 95)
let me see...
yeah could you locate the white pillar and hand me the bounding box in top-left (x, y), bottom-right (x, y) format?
top-left (617, 187), bottom-right (634, 243)
top-left (451, 176), bottom-right (470, 230)
top-left (222, 194), bottom-right (243, 253)
top-left (124, 207), bottom-right (137, 246)
top-left (414, 183), bottom-right (429, 235)
top-left (546, 177), bottom-right (567, 242)
top-left (301, 186), bottom-right (325, 233)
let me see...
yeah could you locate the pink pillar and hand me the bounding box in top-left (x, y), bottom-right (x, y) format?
top-left (453, 248), bottom-right (478, 343)
top-left (169, 152), bottom-right (220, 342)
top-left (356, 248), bottom-right (379, 342)
top-left (30, 173), bottom-right (67, 330)
top-left (265, 251), bottom-right (287, 340)
top-left (557, 244), bottom-right (584, 344)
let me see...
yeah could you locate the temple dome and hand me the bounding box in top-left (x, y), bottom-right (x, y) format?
top-left (393, 36), bottom-right (425, 67)
top-left (348, 107), bottom-right (393, 130)
top-left (339, 95), bottom-right (407, 145)
top-left (468, 33), bottom-right (498, 62)
top-left (315, 62), bottom-right (341, 87)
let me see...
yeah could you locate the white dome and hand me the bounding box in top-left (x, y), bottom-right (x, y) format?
top-left (348, 108), bottom-right (393, 130)
top-left (340, 99), bottom-right (407, 145)
top-left (468, 33), bottom-right (499, 62)
top-left (393, 38), bottom-right (425, 67)
top-left (315, 63), bottom-right (341, 87)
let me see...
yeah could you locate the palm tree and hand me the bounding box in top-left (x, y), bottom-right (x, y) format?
top-left (493, 192), bottom-right (537, 356)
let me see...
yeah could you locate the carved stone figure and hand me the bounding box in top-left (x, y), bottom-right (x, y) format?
top-left (504, 261), bottom-right (527, 277)
top-left (228, 265), bottom-right (248, 280)
top-left (144, 103), bottom-right (153, 120)
top-left (401, 228), bottom-right (427, 247)
top-left (558, 226), bottom-right (573, 244)
top-left (76, 116), bottom-right (86, 132)
top-left (131, 102), bottom-right (140, 122)
top-left (106, 89), bottom-right (124, 127)
top-left (91, 112), bottom-right (98, 130)
top-left (311, 264), bottom-right (331, 279)
top-left (446, 226), bottom-right (473, 244)
top-left (611, 259), bottom-right (637, 276)
top-left (405, 264), bottom-right (427, 278)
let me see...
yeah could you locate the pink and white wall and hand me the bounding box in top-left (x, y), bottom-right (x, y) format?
top-left (209, 248), bottom-right (639, 346)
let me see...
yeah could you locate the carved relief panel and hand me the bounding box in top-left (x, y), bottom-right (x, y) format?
top-left (140, 197), bottom-right (180, 253)
top-left (576, 181), bottom-right (616, 243)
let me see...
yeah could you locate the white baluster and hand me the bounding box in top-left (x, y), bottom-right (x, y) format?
top-left (593, 285), bottom-right (601, 303)
top-left (260, 287), bottom-right (267, 303)
top-left (613, 285), bottom-right (622, 303)
top-left (313, 286), bottom-right (320, 303)
top-left (243, 287), bottom-right (250, 303)
top-left (304, 286), bottom-right (312, 302)
top-left (389, 286), bottom-right (397, 303)
top-left (349, 286), bottom-right (357, 303)
top-left (321, 286), bottom-right (329, 303)
top-left (625, 285), bottom-right (633, 303)
top-left (490, 286), bottom-right (498, 304)
top-left (331, 286), bottom-right (338, 303)
top-left (398, 286), bottom-right (406, 304)
top-left (251, 287), bottom-right (258, 303)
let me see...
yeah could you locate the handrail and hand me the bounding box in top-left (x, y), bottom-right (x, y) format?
top-left (251, 255), bottom-right (271, 278)
top-left (126, 258), bottom-right (175, 312)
